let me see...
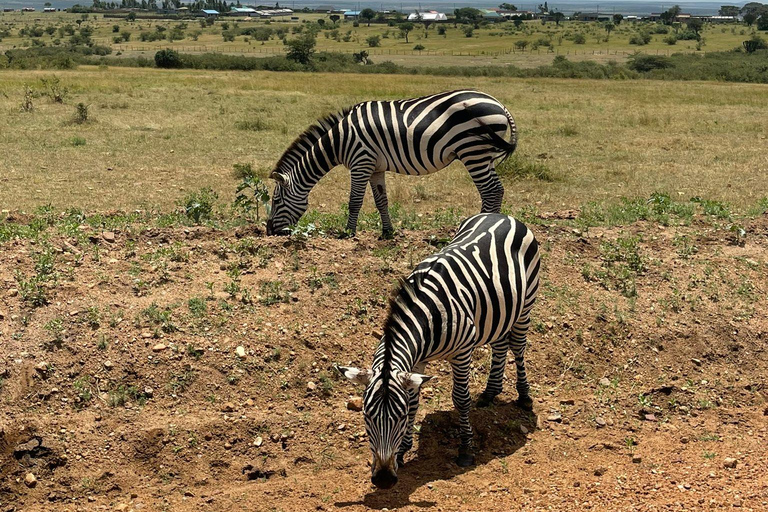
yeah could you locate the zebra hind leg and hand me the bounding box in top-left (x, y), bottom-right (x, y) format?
top-left (344, 168), bottom-right (374, 236)
top-left (463, 157), bottom-right (504, 214)
top-left (477, 339), bottom-right (510, 408)
top-left (451, 356), bottom-right (475, 467)
top-left (510, 318), bottom-right (533, 411)
top-left (369, 171), bottom-right (395, 239)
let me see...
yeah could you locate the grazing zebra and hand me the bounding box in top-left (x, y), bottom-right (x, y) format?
top-left (266, 90), bottom-right (518, 238)
top-left (336, 213), bottom-right (540, 489)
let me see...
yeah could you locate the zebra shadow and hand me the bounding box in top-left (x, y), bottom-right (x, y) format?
top-left (335, 400), bottom-right (537, 510)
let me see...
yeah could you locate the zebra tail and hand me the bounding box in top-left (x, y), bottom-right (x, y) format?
top-left (475, 123), bottom-right (518, 164)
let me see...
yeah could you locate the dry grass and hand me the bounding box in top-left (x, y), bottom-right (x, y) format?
top-left (1, 67), bottom-right (767, 216)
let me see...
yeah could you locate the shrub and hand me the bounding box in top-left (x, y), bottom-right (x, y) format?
top-left (366, 34), bottom-right (381, 47)
top-left (627, 53), bottom-right (673, 72)
top-left (514, 39), bottom-right (529, 50)
top-left (413, 44), bottom-right (425, 51)
top-left (73, 102), bottom-right (89, 124)
top-left (573, 33), bottom-right (586, 44)
top-left (629, 32), bottom-right (652, 45)
top-left (664, 35), bottom-right (678, 45)
top-left (180, 188), bottom-right (218, 224)
top-left (154, 48), bottom-right (181, 68)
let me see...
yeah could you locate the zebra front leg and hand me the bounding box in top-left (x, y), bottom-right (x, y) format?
top-left (396, 388), bottom-right (420, 466)
top-left (344, 169), bottom-right (374, 236)
top-left (510, 316), bottom-right (533, 411)
top-left (369, 171), bottom-right (394, 239)
top-left (451, 356), bottom-right (475, 467)
top-left (477, 339), bottom-right (510, 408)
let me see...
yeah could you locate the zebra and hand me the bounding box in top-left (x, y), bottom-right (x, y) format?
top-left (266, 90), bottom-right (518, 238)
top-left (336, 213), bottom-right (540, 489)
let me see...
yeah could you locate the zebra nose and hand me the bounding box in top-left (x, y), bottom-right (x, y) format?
top-left (371, 469), bottom-right (398, 489)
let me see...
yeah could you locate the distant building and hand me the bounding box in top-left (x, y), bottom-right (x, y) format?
top-left (479, 8), bottom-right (502, 20)
top-left (495, 9), bottom-right (537, 19)
top-left (407, 11), bottom-right (448, 22)
top-left (343, 10), bottom-right (360, 19)
top-left (649, 12), bottom-right (691, 22)
top-left (229, 6), bottom-right (256, 15)
top-left (200, 9), bottom-right (219, 17)
top-left (253, 8), bottom-right (292, 17)
top-left (575, 12), bottom-right (612, 22)
top-left (314, 5), bottom-right (335, 13)
top-left (43, 7), bottom-right (56, 12)
top-left (22, 6), bottom-right (36, 11)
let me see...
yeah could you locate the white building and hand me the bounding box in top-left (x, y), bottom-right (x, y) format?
top-left (407, 11), bottom-right (448, 22)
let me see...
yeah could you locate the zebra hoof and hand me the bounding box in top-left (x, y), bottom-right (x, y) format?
top-left (396, 454), bottom-right (405, 467)
top-left (476, 393), bottom-right (496, 408)
top-left (516, 396), bottom-right (534, 411)
top-left (379, 230), bottom-right (395, 241)
top-left (456, 451), bottom-right (475, 467)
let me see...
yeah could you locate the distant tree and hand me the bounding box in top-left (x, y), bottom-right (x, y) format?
top-left (743, 34), bottom-right (767, 52)
top-left (758, 14), bottom-right (768, 30)
top-left (353, 49), bottom-right (369, 63)
top-left (454, 7), bottom-right (483, 24)
top-left (513, 18), bottom-right (523, 27)
top-left (398, 21), bottom-right (414, 42)
top-left (44, 1), bottom-right (51, 5)
top-left (329, 14), bottom-right (340, 24)
top-left (660, 5), bottom-right (681, 25)
top-left (718, 5), bottom-right (739, 16)
top-left (552, 11), bottom-right (564, 25)
top-left (604, 22), bottom-right (614, 35)
top-left (499, 2), bottom-right (517, 10)
top-left (360, 8), bottom-right (376, 26)
top-left (413, 43), bottom-right (425, 50)
top-left (514, 39), bottom-right (528, 49)
top-left (613, 13), bottom-right (623, 24)
top-left (462, 25), bottom-right (474, 37)
top-left (112, 24), bottom-right (120, 32)
top-left (127, 11), bottom-right (136, 21)
top-left (573, 32), bottom-right (586, 43)
top-left (744, 12), bottom-right (757, 26)
top-left (687, 17), bottom-right (703, 34)
top-left (316, 18), bottom-right (325, 27)
top-left (285, 32), bottom-right (316, 64)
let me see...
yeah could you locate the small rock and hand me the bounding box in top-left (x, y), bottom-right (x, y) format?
top-left (102, 231), bottom-right (116, 243)
top-left (595, 417), bottom-right (606, 428)
top-left (25, 473), bottom-right (37, 488)
top-left (221, 403), bottom-right (235, 413)
top-left (520, 425), bottom-right (529, 434)
top-left (644, 413), bottom-right (657, 422)
top-left (691, 358), bottom-right (702, 366)
top-left (34, 361), bottom-right (49, 373)
top-left (103, 360), bottom-right (114, 369)
top-left (224, 442), bottom-right (232, 450)
top-left (347, 397), bottom-right (363, 412)
top-left (115, 504), bottom-right (128, 512)
top-left (144, 387), bottom-right (154, 398)
top-left (559, 399), bottom-right (575, 406)
top-left (254, 436), bottom-right (263, 447)
top-left (599, 377), bottom-right (611, 387)
top-left (235, 346), bottom-right (246, 360)
top-left (594, 467), bottom-right (607, 477)
top-left (306, 381), bottom-right (317, 392)
top-left (152, 343), bottom-right (167, 352)
top-left (723, 457), bottom-right (737, 469)
top-left (547, 412), bottom-right (562, 423)
top-left (337, 423), bottom-right (346, 431)
top-left (7, 288), bottom-right (19, 297)
top-left (632, 455), bottom-right (642, 464)
top-left (141, 331), bottom-right (153, 339)
top-left (680, 436), bottom-right (690, 444)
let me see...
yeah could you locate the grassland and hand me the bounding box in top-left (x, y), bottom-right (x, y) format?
top-left (1, 11), bottom-right (765, 68)
top-left (1, 67), bottom-right (767, 220)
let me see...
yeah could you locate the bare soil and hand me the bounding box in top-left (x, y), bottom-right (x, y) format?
top-left (1, 212), bottom-right (767, 512)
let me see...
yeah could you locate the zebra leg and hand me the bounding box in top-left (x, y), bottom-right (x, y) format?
top-left (462, 157), bottom-right (504, 214)
top-left (369, 171), bottom-right (394, 239)
top-left (510, 314), bottom-right (533, 411)
top-left (451, 356), bottom-right (475, 467)
top-left (477, 338), bottom-right (510, 408)
top-left (396, 389), bottom-right (419, 466)
top-left (345, 169), bottom-right (373, 236)
top-left (397, 361), bottom-right (426, 465)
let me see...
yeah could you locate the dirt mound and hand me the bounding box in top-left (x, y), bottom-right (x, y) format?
top-left (1, 214), bottom-right (767, 511)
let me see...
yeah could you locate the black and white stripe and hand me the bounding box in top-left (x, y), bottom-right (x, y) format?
top-left (338, 213), bottom-right (540, 488)
top-left (266, 90), bottom-right (518, 237)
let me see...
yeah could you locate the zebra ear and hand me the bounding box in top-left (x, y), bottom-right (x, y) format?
top-left (335, 365), bottom-right (372, 386)
top-left (270, 172), bottom-right (289, 186)
top-left (398, 372), bottom-right (433, 392)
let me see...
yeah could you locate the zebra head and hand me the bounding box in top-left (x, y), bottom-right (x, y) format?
top-left (336, 365), bottom-right (432, 489)
top-left (266, 171), bottom-right (308, 236)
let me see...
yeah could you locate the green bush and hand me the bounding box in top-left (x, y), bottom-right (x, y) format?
top-left (154, 48), bottom-right (181, 68)
top-left (180, 188), bottom-right (218, 224)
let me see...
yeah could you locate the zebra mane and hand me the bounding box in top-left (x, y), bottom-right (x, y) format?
top-left (380, 276), bottom-right (422, 397)
top-left (273, 108), bottom-right (350, 174)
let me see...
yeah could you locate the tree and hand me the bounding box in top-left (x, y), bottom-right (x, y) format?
top-left (553, 11), bottom-right (564, 25)
top-left (285, 33), bottom-right (316, 64)
top-left (514, 39), bottom-right (528, 49)
top-left (687, 17), bottom-right (703, 34)
top-left (758, 14), bottom-right (768, 30)
top-left (660, 5), bottom-right (681, 25)
top-left (398, 21), bottom-right (414, 42)
top-left (366, 34), bottom-right (380, 47)
top-left (127, 11), bottom-right (136, 21)
top-left (317, 18), bottom-right (325, 27)
top-left (329, 14), bottom-right (340, 24)
top-left (513, 18), bottom-right (523, 27)
top-left (744, 12), bottom-right (757, 26)
top-left (604, 22), bottom-right (614, 36)
top-left (613, 13), bottom-right (623, 24)
top-left (360, 8), bottom-right (376, 26)
top-left (44, 1), bottom-right (52, 5)
top-left (454, 7), bottom-right (483, 24)
top-left (499, 2), bottom-right (517, 9)
top-left (718, 5), bottom-right (739, 16)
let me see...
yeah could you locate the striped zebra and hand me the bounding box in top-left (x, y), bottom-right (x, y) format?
top-left (266, 90), bottom-right (518, 238)
top-left (336, 213), bottom-right (540, 489)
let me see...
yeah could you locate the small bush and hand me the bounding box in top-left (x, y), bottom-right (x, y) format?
top-left (413, 44), bottom-right (425, 51)
top-left (573, 33), bottom-right (586, 44)
top-left (69, 136), bottom-right (86, 146)
top-left (154, 48), bottom-right (182, 68)
top-left (73, 102), bottom-right (89, 124)
top-left (180, 188), bottom-right (218, 224)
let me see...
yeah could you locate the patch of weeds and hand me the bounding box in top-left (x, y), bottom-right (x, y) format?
top-left (234, 173), bottom-right (271, 223)
top-left (496, 154), bottom-right (555, 182)
top-left (186, 343), bottom-right (204, 360)
top-left (97, 335), bottom-right (108, 350)
top-left (179, 188), bottom-right (217, 225)
top-left (72, 102), bottom-right (89, 124)
top-left (235, 118), bottom-right (269, 131)
top-left (584, 235), bottom-right (646, 297)
top-left (318, 372), bottom-right (334, 396)
top-left (108, 384), bottom-right (147, 407)
top-left (673, 234), bottom-right (698, 259)
top-left (73, 375), bottom-right (93, 409)
top-left (69, 136), bottom-right (86, 147)
top-left (701, 451), bottom-right (717, 460)
top-left (691, 197), bottom-right (731, 220)
top-left (43, 318), bottom-right (65, 349)
top-left (169, 368), bottom-right (197, 394)
top-left (259, 280), bottom-right (291, 306)
top-left (307, 268), bottom-right (338, 292)
top-left (40, 76), bottom-right (67, 103)
top-left (136, 302), bottom-right (177, 333)
top-left (187, 297), bottom-right (207, 317)
top-left (578, 192), bottom-right (693, 228)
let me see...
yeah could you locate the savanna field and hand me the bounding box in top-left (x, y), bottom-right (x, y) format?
top-left (1, 61), bottom-right (768, 511)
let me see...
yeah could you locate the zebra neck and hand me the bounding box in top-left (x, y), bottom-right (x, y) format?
top-left (292, 134), bottom-right (340, 193)
top-left (373, 335), bottom-right (420, 375)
